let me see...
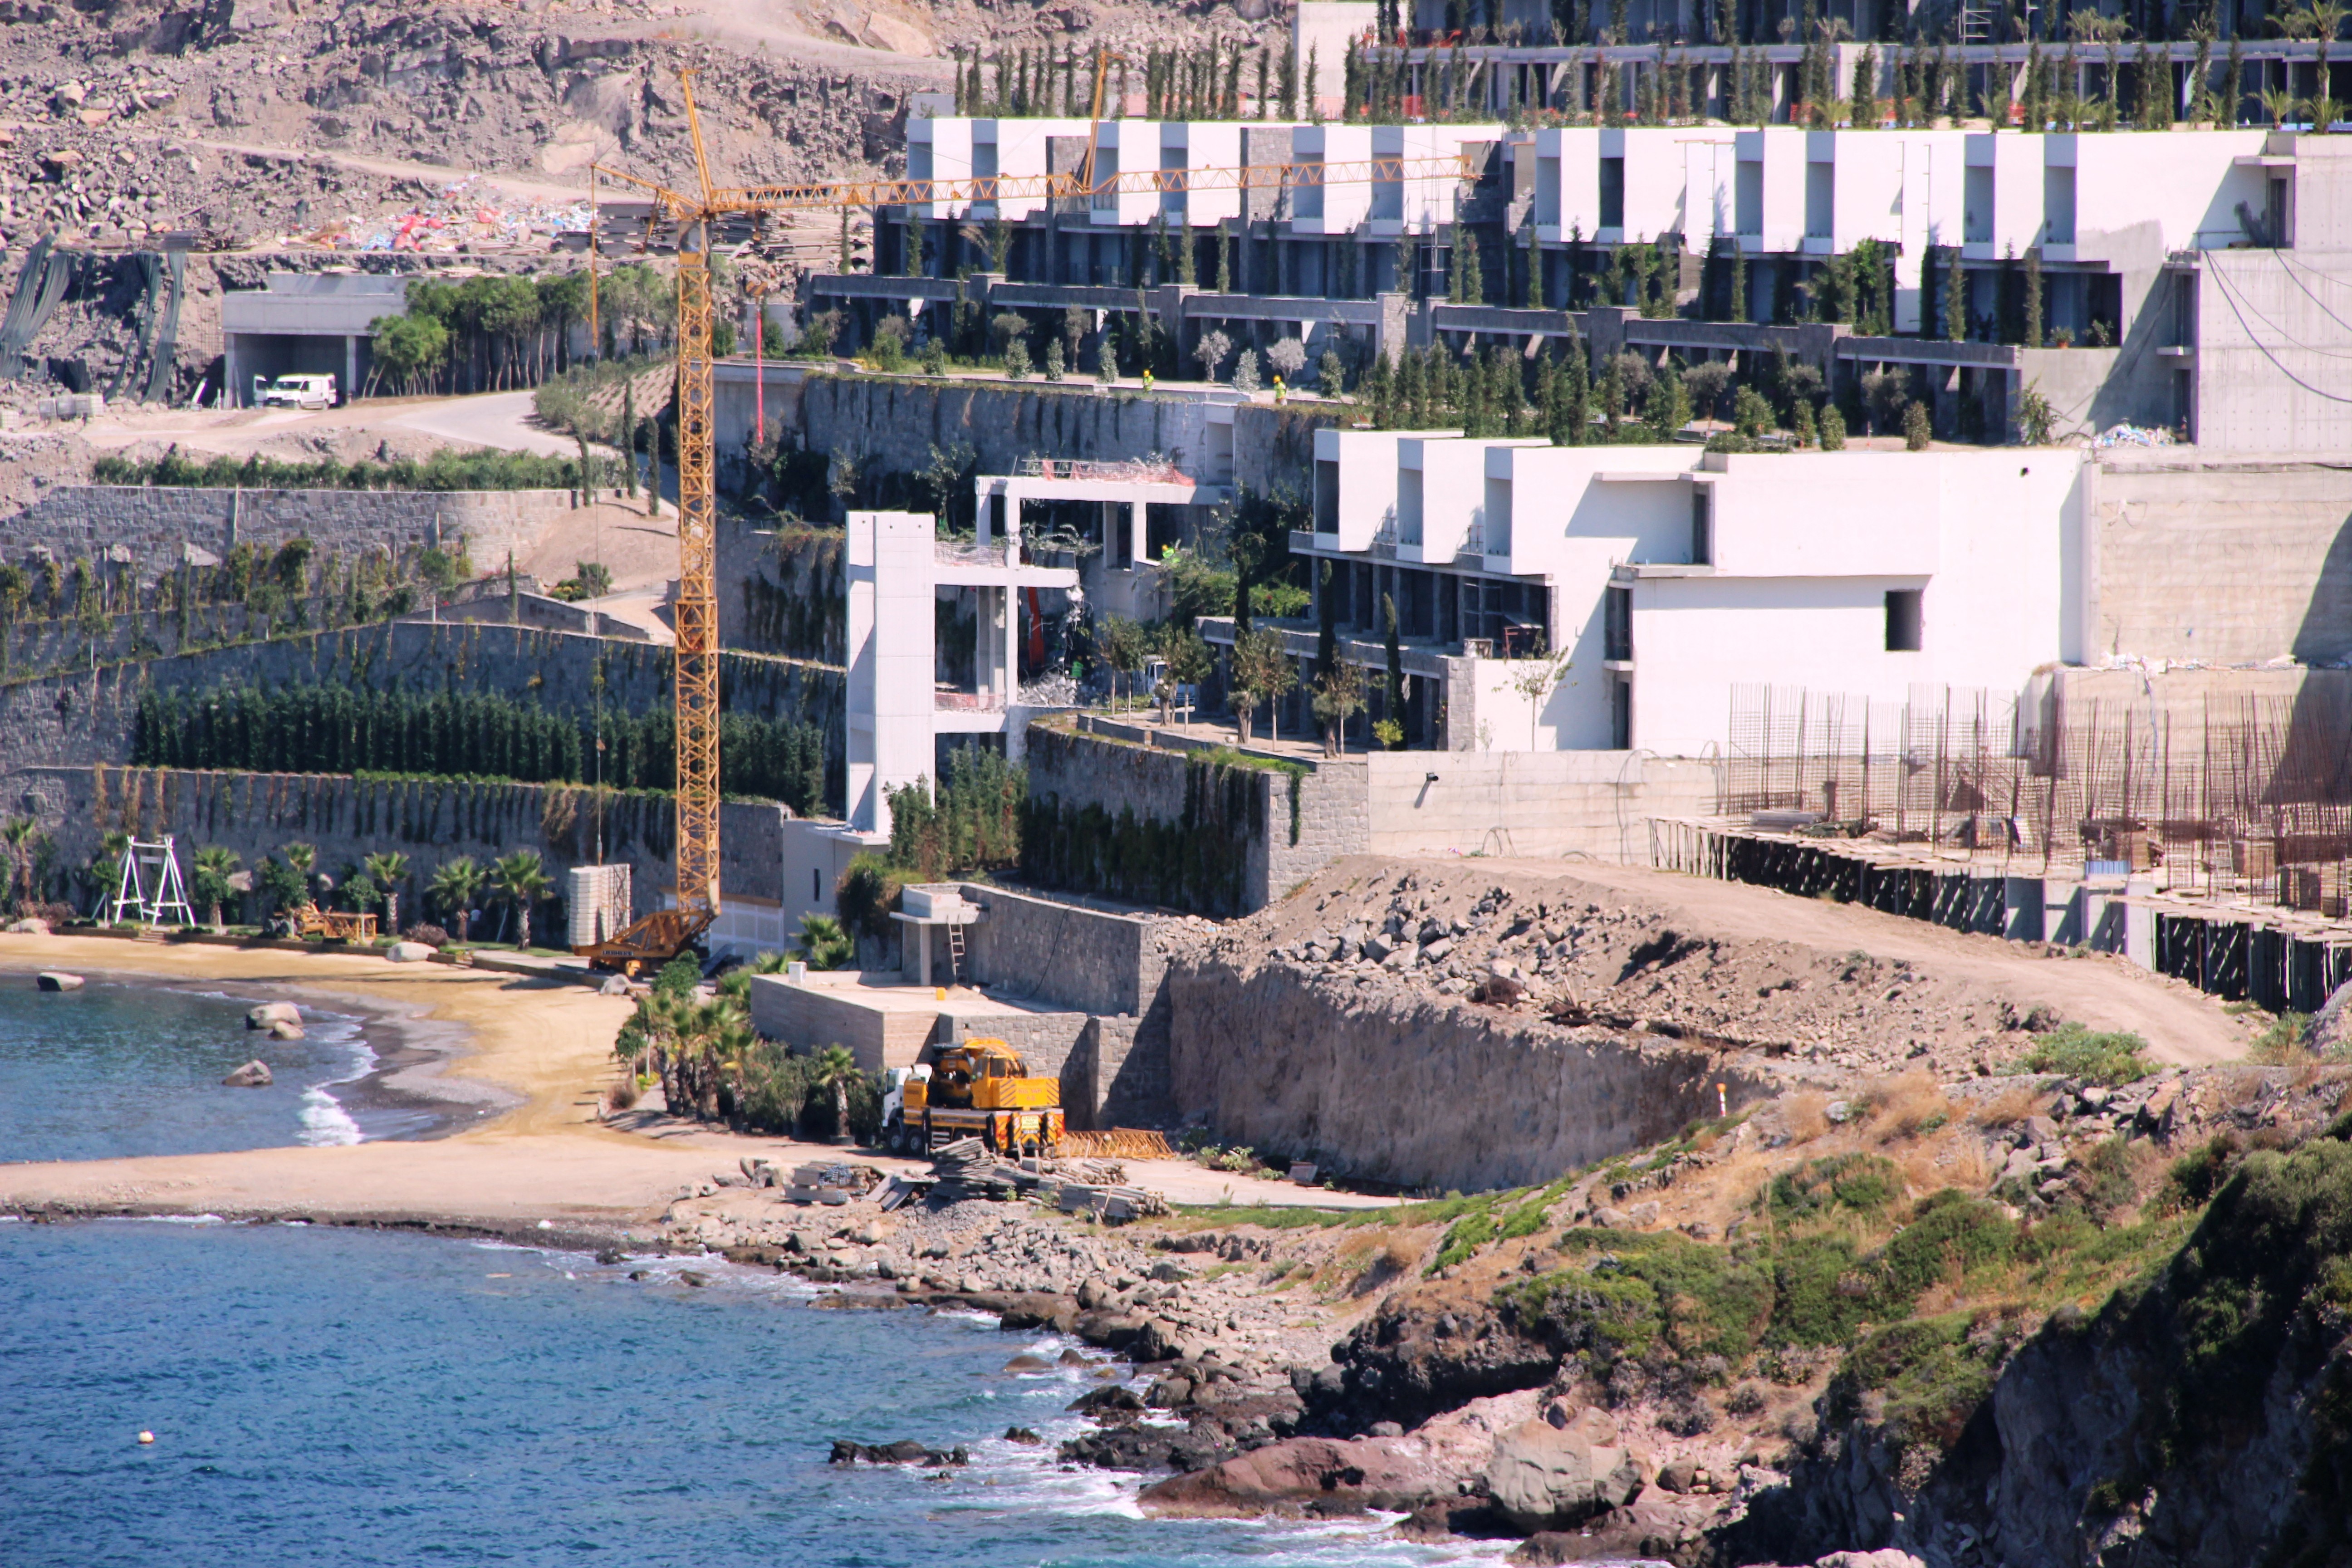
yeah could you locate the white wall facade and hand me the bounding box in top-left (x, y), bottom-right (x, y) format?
top-left (1303, 437), bottom-right (2089, 759)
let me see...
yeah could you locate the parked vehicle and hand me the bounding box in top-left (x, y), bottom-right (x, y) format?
top-left (881, 1038), bottom-right (1064, 1156)
top-left (255, 372), bottom-right (338, 409)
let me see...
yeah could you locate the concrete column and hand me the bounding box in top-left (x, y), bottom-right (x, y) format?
top-left (343, 335), bottom-right (359, 403)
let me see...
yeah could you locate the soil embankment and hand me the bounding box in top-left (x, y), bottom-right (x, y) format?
top-left (1154, 858), bottom-right (2253, 1193)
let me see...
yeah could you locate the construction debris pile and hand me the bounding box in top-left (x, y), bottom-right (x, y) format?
top-left (911, 1137), bottom-right (1167, 1220)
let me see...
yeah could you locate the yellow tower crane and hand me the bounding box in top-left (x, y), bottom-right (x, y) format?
top-left (579, 64), bottom-right (1479, 974)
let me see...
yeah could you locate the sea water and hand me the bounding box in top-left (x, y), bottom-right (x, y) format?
top-left (0, 1221), bottom-right (1518, 1568)
top-left (0, 975), bottom-right (412, 1162)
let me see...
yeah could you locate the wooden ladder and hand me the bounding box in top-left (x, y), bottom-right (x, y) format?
top-left (946, 922), bottom-right (967, 986)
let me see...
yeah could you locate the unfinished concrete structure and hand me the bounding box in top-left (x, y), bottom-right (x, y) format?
top-left (843, 505), bottom-right (1076, 837)
top-left (220, 272), bottom-right (408, 405)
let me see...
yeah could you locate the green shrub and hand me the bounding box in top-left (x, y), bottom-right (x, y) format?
top-left (1511, 1230), bottom-right (1775, 1363)
top-left (2013, 1022), bottom-right (2152, 1085)
top-left (1876, 1191), bottom-right (2019, 1305)
top-left (835, 852), bottom-right (902, 943)
top-left (1769, 1231), bottom-right (1873, 1347)
top-left (653, 954), bottom-right (702, 997)
top-left (1767, 1152), bottom-right (1901, 1220)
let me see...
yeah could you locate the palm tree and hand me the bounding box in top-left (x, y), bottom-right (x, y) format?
top-left (1, 818), bottom-right (34, 913)
top-left (809, 1044), bottom-right (861, 1146)
top-left (794, 914), bottom-right (856, 970)
top-left (492, 850), bottom-right (554, 949)
top-left (715, 950), bottom-right (792, 1006)
top-left (191, 846), bottom-right (241, 929)
top-left (363, 851), bottom-right (411, 935)
top-left (89, 830), bottom-right (130, 920)
top-left (282, 843), bottom-right (317, 908)
top-left (429, 856), bottom-right (486, 942)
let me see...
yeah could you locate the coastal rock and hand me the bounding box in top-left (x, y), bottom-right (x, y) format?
top-left (266, 1019), bottom-right (306, 1040)
top-left (828, 1438), bottom-right (969, 1466)
top-left (599, 975), bottom-right (632, 995)
top-left (1814, 1554), bottom-right (1927, 1568)
top-left (1485, 1412), bottom-right (1647, 1531)
top-left (34, 970), bottom-right (83, 990)
top-left (6, 917), bottom-right (50, 934)
top-left (1004, 1354), bottom-right (1053, 1373)
top-left (223, 1059), bottom-right (273, 1087)
top-left (246, 1002), bottom-right (302, 1030)
top-left (2310, 980), bottom-right (2352, 1058)
top-left (385, 941), bottom-right (435, 963)
top-left (1137, 1434), bottom-right (1460, 1518)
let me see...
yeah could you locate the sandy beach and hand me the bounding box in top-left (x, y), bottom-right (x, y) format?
top-left (0, 934), bottom-right (1376, 1241)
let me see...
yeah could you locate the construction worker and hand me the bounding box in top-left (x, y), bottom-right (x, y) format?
top-left (1273, 374), bottom-right (1287, 403)
top-left (1142, 367), bottom-right (1154, 394)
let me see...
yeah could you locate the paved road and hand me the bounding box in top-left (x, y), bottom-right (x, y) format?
top-left (389, 390), bottom-right (580, 457)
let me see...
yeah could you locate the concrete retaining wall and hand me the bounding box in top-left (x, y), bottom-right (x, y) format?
top-left (1367, 751), bottom-right (1721, 862)
top-left (2092, 454), bottom-right (2352, 666)
top-left (6, 487), bottom-right (577, 584)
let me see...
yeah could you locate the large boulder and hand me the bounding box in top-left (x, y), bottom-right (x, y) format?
top-left (34, 970), bottom-right (83, 991)
top-left (6, 916), bottom-right (50, 934)
top-left (1485, 1410), bottom-right (1647, 1531)
top-left (2310, 980), bottom-right (2352, 1058)
top-left (222, 1060), bottom-right (273, 1088)
top-left (384, 941), bottom-right (435, 963)
top-left (1138, 1435), bottom-right (1459, 1518)
top-left (245, 1001), bottom-right (302, 1030)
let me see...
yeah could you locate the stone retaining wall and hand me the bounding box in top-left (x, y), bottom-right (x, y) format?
top-left (7, 486), bottom-right (578, 584)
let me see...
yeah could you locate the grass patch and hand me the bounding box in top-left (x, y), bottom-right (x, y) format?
top-left (2010, 1023), bottom-right (2153, 1085)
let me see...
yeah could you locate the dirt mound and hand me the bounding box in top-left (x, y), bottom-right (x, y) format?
top-left (1200, 857), bottom-right (2252, 1080)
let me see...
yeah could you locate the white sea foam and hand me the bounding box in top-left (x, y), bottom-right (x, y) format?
top-left (297, 1086), bottom-right (362, 1146)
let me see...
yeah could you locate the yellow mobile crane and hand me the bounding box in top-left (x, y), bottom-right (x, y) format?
top-left (579, 66), bottom-right (1478, 973)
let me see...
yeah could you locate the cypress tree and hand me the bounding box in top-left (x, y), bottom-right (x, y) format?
top-left (1944, 248), bottom-right (1968, 341)
top-left (1554, 330), bottom-right (1589, 445)
top-left (2023, 245), bottom-right (2043, 348)
top-left (1383, 594), bottom-right (1405, 745)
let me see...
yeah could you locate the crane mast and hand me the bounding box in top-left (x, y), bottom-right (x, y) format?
top-left (579, 63), bottom-right (1475, 973)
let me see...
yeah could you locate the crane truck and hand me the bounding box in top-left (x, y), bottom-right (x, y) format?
top-left (881, 1038), bottom-right (1064, 1156)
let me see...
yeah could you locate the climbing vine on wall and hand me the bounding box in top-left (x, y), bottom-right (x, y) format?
top-left (131, 683), bottom-right (835, 817)
top-left (738, 524), bottom-right (846, 662)
top-left (1017, 756), bottom-right (1264, 916)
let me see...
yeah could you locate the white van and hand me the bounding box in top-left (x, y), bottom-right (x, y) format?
top-left (255, 372), bottom-right (338, 409)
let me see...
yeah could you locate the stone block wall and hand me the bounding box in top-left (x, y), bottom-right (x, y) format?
top-left (1163, 958), bottom-right (1770, 1191)
top-left (0, 619), bottom-right (843, 782)
top-left (5, 487), bottom-right (578, 584)
top-left (8, 762), bottom-right (788, 932)
top-left (954, 880), bottom-right (1160, 1017)
top-left (796, 374), bottom-right (1229, 483)
top-left (1022, 725), bottom-right (1372, 915)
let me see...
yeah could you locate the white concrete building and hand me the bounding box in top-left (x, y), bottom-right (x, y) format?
top-left (843, 459), bottom-right (1232, 836)
top-left (1294, 430), bottom-right (2090, 758)
top-left (844, 508), bottom-right (1078, 837)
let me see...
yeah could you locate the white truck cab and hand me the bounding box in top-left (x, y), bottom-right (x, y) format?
top-left (254, 372), bottom-right (338, 409)
top-left (878, 1064), bottom-right (931, 1147)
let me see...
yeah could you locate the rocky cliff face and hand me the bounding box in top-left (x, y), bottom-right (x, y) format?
top-left (1733, 1134), bottom-right (2352, 1568)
